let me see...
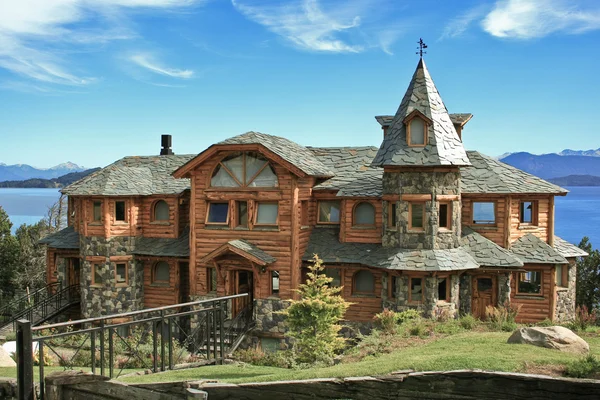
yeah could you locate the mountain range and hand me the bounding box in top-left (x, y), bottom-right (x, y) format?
top-left (0, 162), bottom-right (86, 181)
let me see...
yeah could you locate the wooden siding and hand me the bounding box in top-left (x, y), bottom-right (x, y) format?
top-left (511, 264), bottom-right (554, 323)
top-left (142, 258), bottom-right (180, 308)
top-left (340, 266), bottom-right (383, 322)
top-left (508, 196), bottom-right (551, 244)
top-left (190, 153), bottom-right (295, 299)
top-left (139, 196), bottom-right (179, 238)
top-left (461, 195), bottom-right (508, 247)
top-left (341, 199), bottom-right (383, 244)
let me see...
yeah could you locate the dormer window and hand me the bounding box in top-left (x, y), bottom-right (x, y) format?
top-left (404, 110), bottom-right (430, 147)
top-left (211, 152), bottom-right (278, 188)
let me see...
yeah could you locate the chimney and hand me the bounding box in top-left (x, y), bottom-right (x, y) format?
top-left (160, 134), bottom-right (173, 155)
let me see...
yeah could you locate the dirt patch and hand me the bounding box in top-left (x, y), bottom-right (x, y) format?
top-left (520, 362), bottom-right (565, 377)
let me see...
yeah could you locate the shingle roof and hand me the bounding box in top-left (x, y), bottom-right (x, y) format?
top-left (218, 132), bottom-right (333, 177)
top-left (459, 227), bottom-right (523, 268)
top-left (228, 239), bottom-right (276, 264)
top-left (63, 155), bottom-right (195, 196)
top-left (308, 147), bottom-right (383, 197)
top-left (554, 236), bottom-right (589, 258)
top-left (376, 113), bottom-right (472, 128)
top-left (303, 228), bottom-right (479, 272)
top-left (372, 59), bottom-right (471, 167)
top-left (461, 151), bottom-right (567, 195)
top-left (132, 230), bottom-right (190, 258)
top-left (510, 234), bottom-right (568, 264)
top-left (38, 226), bottom-right (80, 249)
top-left (449, 113), bottom-right (473, 126)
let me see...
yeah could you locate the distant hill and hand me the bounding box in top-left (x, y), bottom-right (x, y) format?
top-left (0, 168), bottom-right (100, 188)
top-left (0, 162), bottom-right (85, 181)
top-left (558, 148), bottom-right (600, 157)
top-left (499, 152), bottom-right (600, 180)
top-left (547, 175), bottom-right (600, 186)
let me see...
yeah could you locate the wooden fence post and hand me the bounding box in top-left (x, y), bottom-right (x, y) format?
top-left (16, 319), bottom-right (34, 400)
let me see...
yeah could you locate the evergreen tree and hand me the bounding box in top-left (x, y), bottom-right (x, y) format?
top-left (0, 207), bottom-right (20, 298)
top-left (576, 237), bottom-right (600, 310)
top-left (15, 220), bottom-right (49, 291)
top-left (282, 255), bottom-right (350, 365)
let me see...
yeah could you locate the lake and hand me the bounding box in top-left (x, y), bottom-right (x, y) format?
top-left (0, 187), bottom-right (599, 248)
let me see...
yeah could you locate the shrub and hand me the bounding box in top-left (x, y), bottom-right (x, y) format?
top-left (568, 305), bottom-right (598, 332)
top-left (4, 331), bottom-right (16, 342)
top-left (282, 255), bottom-right (351, 365)
top-left (565, 355), bottom-right (600, 379)
top-left (458, 314), bottom-right (478, 330)
top-left (434, 320), bottom-right (462, 335)
top-left (536, 318), bottom-right (554, 327)
top-left (396, 309), bottom-right (421, 325)
top-left (33, 347), bottom-right (51, 366)
top-left (406, 319), bottom-right (431, 338)
top-left (434, 307), bottom-right (453, 323)
top-left (486, 302), bottom-right (521, 332)
top-left (234, 347), bottom-right (294, 368)
top-left (373, 309), bottom-right (399, 334)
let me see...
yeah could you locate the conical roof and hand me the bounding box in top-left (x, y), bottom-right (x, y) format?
top-left (372, 58), bottom-right (471, 167)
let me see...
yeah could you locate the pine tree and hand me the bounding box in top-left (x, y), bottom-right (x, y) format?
top-left (0, 206), bottom-right (20, 298)
top-left (282, 255), bottom-right (350, 365)
top-left (576, 237), bottom-right (600, 310)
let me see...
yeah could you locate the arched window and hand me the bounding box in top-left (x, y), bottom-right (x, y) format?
top-left (153, 200), bottom-right (169, 221)
top-left (353, 270), bottom-right (375, 294)
top-left (153, 261), bottom-right (170, 284)
top-left (354, 202), bottom-right (375, 226)
top-left (211, 152), bottom-right (278, 188)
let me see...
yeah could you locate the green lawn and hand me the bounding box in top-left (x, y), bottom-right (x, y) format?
top-left (0, 366), bottom-right (141, 381)
top-left (118, 330), bottom-right (600, 384)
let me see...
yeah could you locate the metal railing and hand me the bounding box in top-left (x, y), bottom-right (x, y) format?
top-left (16, 293), bottom-right (252, 400)
top-left (6, 284), bottom-right (80, 332)
top-left (0, 283), bottom-right (61, 328)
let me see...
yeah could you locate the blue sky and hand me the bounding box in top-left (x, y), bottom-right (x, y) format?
top-left (0, 0), bottom-right (599, 168)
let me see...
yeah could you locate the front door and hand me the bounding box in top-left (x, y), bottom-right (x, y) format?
top-left (232, 270), bottom-right (253, 317)
top-left (67, 258), bottom-right (80, 286)
top-left (472, 275), bottom-right (497, 319)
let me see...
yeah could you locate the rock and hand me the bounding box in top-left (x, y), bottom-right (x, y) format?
top-left (0, 346), bottom-right (16, 367)
top-left (507, 326), bottom-right (589, 354)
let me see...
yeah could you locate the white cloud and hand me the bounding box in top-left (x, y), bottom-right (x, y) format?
top-left (0, 0), bottom-right (199, 87)
top-left (130, 53), bottom-right (194, 79)
top-left (441, 5), bottom-right (489, 40)
top-left (231, 0), bottom-right (368, 53)
top-left (482, 0), bottom-right (600, 39)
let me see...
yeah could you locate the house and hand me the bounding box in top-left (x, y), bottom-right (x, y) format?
top-left (41, 57), bottom-right (587, 339)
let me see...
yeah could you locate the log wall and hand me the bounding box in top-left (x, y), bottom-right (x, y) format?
top-left (511, 264), bottom-right (554, 323)
top-left (141, 258), bottom-right (180, 309)
top-left (341, 199), bottom-right (383, 244)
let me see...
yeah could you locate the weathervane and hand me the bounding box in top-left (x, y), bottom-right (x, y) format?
top-left (416, 38), bottom-right (427, 58)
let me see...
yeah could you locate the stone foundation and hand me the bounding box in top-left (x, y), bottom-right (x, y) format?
top-left (254, 298), bottom-right (289, 336)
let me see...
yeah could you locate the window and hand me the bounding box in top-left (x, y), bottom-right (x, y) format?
top-left (473, 202), bottom-right (495, 225)
top-left (556, 265), bottom-right (568, 287)
top-left (353, 202), bottom-right (375, 226)
top-left (301, 201), bottom-right (309, 226)
top-left (153, 261), bottom-right (170, 284)
top-left (388, 203), bottom-right (397, 228)
top-left (255, 202), bottom-right (278, 225)
top-left (517, 270), bottom-right (542, 295)
top-left (236, 201), bottom-right (248, 228)
top-left (92, 263), bottom-right (103, 286)
top-left (271, 271), bottom-right (280, 295)
top-left (353, 270), bottom-right (375, 294)
top-left (408, 117), bottom-right (426, 146)
top-left (409, 277), bottom-right (423, 303)
top-left (409, 203), bottom-right (425, 230)
top-left (93, 201), bottom-right (102, 222)
top-left (439, 203), bottom-right (451, 229)
top-left (438, 277), bottom-right (450, 302)
top-left (325, 268), bottom-right (341, 287)
top-left (115, 201), bottom-right (126, 222)
top-left (318, 201), bottom-right (340, 224)
top-left (207, 202), bottom-right (230, 225)
top-left (210, 152), bottom-right (278, 188)
top-left (519, 201), bottom-right (537, 224)
top-left (153, 200), bottom-right (170, 221)
top-left (207, 267), bottom-right (217, 293)
top-left (115, 263), bottom-right (127, 285)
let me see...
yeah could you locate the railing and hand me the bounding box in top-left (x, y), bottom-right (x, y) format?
top-left (6, 284), bottom-right (80, 332)
top-left (225, 304), bottom-right (254, 353)
top-left (16, 293), bottom-right (253, 400)
top-left (0, 283), bottom-right (61, 328)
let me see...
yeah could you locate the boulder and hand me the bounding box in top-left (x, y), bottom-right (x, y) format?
top-left (0, 346), bottom-right (15, 367)
top-left (507, 326), bottom-right (589, 354)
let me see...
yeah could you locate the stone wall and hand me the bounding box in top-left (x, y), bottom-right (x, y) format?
top-left (382, 170), bottom-right (461, 250)
top-left (254, 298), bottom-right (290, 336)
top-left (555, 260), bottom-right (576, 322)
top-left (459, 275), bottom-right (472, 315)
top-left (79, 236), bottom-right (144, 317)
top-left (498, 273), bottom-right (511, 305)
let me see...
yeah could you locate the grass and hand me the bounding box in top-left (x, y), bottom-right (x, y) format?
top-left (117, 330), bottom-right (600, 385)
top-left (0, 366), bottom-right (142, 381)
